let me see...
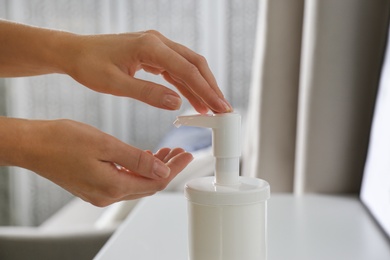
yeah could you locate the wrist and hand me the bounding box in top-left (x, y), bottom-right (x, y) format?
top-left (45, 30), bottom-right (81, 75)
top-left (0, 117), bottom-right (32, 167)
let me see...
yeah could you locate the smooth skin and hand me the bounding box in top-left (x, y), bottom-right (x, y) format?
top-left (0, 20), bottom-right (232, 207)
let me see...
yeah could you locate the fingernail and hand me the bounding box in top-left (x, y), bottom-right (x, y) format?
top-left (220, 98), bottom-right (233, 112)
top-left (153, 160), bottom-right (170, 178)
top-left (163, 94), bottom-right (182, 110)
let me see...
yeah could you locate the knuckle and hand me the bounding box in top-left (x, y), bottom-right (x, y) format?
top-left (145, 29), bottom-right (161, 37)
top-left (139, 31), bottom-right (160, 45)
top-left (139, 83), bottom-right (155, 101)
top-left (194, 54), bottom-right (207, 66)
top-left (133, 151), bottom-right (143, 172)
top-left (136, 31), bottom-right (164, 58)
top-left (132, 150), bottom-right (154, 176)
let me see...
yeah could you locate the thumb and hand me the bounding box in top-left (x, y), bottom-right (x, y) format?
top-left (112, 71), bottom-right (182, 110)
top-left (109, 141), bottom-right (171, 179)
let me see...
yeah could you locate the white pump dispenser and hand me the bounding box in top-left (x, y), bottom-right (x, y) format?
top-left (174, 113), bottom-right (240, 185)
top-left (174, 113), bottom-right (270, 260)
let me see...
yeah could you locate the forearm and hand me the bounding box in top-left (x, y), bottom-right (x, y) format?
top-left (0, 19), bottom-right (76, 77)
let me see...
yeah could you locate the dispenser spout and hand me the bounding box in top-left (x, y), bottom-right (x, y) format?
top-left (174, 113), bottom-right (241, 185)
top-left (174, 115), bottom-right (220, 128)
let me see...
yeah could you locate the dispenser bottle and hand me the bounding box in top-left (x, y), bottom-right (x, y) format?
top-left (174, 113), bottom-right (270, 260)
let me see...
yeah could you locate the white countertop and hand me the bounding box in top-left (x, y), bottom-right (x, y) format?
top-left (95, 193), bottom-right (390, 260)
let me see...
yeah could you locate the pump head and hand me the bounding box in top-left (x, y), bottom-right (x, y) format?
top-left (174, 113), bottom-right (241, 185)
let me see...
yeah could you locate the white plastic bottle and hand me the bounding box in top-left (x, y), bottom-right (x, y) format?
top-left (174, 113), bottom-right (270, 260)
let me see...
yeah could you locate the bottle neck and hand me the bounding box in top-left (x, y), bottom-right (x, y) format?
top-left (215, 157), bottom-right (240, 185)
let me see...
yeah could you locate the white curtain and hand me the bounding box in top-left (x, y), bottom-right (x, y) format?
top-left (243, 0), bottom-right (390, 194)
top-left (0, 0), bottom-right (259, 225)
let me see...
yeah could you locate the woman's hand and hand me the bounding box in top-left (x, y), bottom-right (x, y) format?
top-left (59, 30), bottom-right (232, 114)
top-left (0, 118), bottom-right (193, 206)
top-left (1, 21), bottom-right (232, 113)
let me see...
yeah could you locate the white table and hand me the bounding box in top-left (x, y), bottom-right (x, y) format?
top-left (95, 193), bottom-right (390, 260)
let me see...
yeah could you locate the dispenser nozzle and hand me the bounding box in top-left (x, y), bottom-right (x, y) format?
top-left (174, 113), bottom-right (241, 185)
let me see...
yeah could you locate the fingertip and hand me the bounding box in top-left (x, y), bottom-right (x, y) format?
top-left (224, 99), bottom-right (234, 112)
top-left (184, 152), bottom-right (194, 163)
top-left (196, 106), bottom-right (210, 115)
top-left (167, 151), bottom-right (194, 170)
top-left (214, 98), bottom-right (233, 113)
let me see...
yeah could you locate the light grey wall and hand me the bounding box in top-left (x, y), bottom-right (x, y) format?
top-left (0, 79), bottom-right (11, 226)
top-left (0, 0), bottom-right (12, 226)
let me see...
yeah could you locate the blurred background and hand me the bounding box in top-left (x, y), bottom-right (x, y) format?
top-left (0, 0), bottom-right (259, 226)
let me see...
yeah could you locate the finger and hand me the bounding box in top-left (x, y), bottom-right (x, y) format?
top-left (161, 39), bottom-right (222, 97)
top-left (162, 71), bottom-right (209, 114)
top-left (111, 68), bottom-right (182, 110)
top-left (165, 151), bottom-right (194, 175)
top-left (146, 30), bottom-right (233, 113)
top-left (154, 147), bottom-right (171, 161)
top-left (139, 32), bottom-right (231, 113)
top-left (162, 147), bottom-right (186, 162)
